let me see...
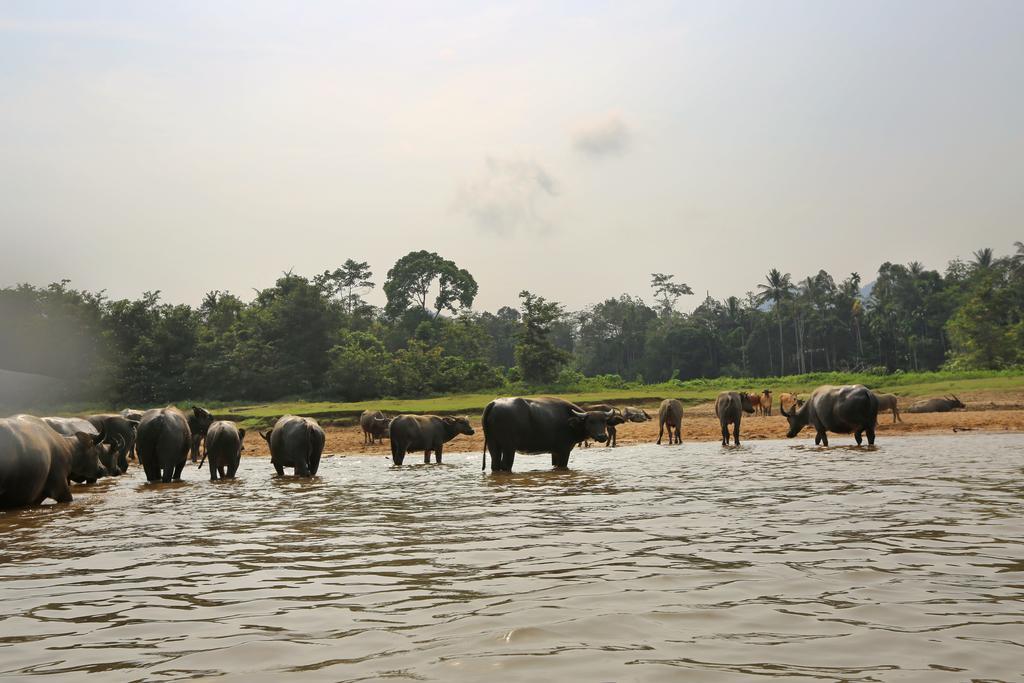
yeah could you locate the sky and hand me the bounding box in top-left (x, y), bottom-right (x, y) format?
top-left (1, 0), bottom-right (1022, 313)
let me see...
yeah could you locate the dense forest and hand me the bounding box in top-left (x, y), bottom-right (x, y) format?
top-left (1, 243), bottom-right (1022, 406)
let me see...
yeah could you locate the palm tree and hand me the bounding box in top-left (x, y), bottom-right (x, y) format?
top-left (972, 248), bottom-right (994, 270)
top-left (757, 268), bottom-right (793, 375)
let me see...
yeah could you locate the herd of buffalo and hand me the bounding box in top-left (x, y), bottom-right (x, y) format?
top-left (0, 386), bottom-right (970, 509)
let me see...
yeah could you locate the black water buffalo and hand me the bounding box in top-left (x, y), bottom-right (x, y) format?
top-left (0, 415), bottom-right (107, 508)
top-left (657, 399), bottom-right (684, 445)
top-left (780, 384), bottom-right (879, 446)
top-left (187, 406), bottom-right (215, 463)
top-left (714, 391), bottom-right (756, 446)
top-left (87, 413), bottom-right (138, 474)
top-left (136, 407), bottom-right (195, 483)
top-left (201, 421), bottom-right (245, 480)
top-left (120, 409), bottom-right (145, 460)
top-left (41, 417), bottom-right (116, 479)
top-left (905, 395), bottom-right (966, 413)
top-left (259, 415), bottom-right (325, 477)
top-left (481, 397), bottom-right (613, 472)
top-left (359, 410), bottom-right (391, 445)
top-left (577, 404), bottom-right (626, 448)
top-left (389, 414), bottom-right (474, 465)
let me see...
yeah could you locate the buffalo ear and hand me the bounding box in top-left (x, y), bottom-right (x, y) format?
top-left (238, 428), bottom-right (247, 440)
top-left (259, 429), bottom-right (272, 444)
top-left (73, 432), bottom-right (97, 449)
top-left (443, 416), bottom-right (456, 424)
top-left (567, 415), bottom-right (584, 429)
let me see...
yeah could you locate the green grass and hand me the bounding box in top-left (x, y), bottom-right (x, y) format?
top-left (201, 369), bottom-right (1024, 429)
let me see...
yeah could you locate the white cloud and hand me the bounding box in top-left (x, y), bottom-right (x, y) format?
top-left (572, 114), bottom-right (631, 158)
top-left (454, 157), bottom-right (559, 235)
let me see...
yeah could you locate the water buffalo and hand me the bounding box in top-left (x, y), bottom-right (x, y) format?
top-left (481, 397), bottom-right (613, 472)
top-left (389, 414), bottom-right (474, 465)
top-left (714, 391), bottom-right (756, 446)
top-left (657, 399), bottom-right (684, 445)
top-left (120, 409), bottom-right (145, 460)
top-left (136, 407), bottom-right (195, 483)
top-left (42, 417), bottom-right (116, 479)
top-left (905, 396), bottom-right (966, 413)
top-left (780, 384), bottom-right (879, 446)
top-left (87, 413), bottom-right (138, 473)
top-left (187, 406), bottom-right (215, 463)
top-left (578, 404), bottom-right (627, 447)
top-left (201, 421), bottom-right (245, 480)
top-left (259, 415), bottom-right (325, 477)
top-left (359, 410), bottom-right (391, 445)
top-left (1, 415), bottom-right (107, 508)
top-left (872, 392), bottom-right (902, 422)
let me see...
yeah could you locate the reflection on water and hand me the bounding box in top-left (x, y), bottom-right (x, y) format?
top-left (1, 434), bottom-right (1023, 681)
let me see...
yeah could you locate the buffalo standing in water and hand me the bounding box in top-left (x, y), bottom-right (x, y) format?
top-left (780, 385), bottom-right (879, 446)
top-left (260, 415), bottom-right (325, 477)
top-left (657, 399), bottom-right (684, 445)
top-left (714, 391), bottom-right (756, 446)
top-left (136, 407), bottom-right (210, 483)
top-left (87, 413), bottom-right (139, 473)
top-left (905, 396), bottom-right (966, 413)
top-left (481, 397), bottom-right (613, 472)
top-left (201, 421), bottom-right (246, 480)
top-left (42, 416), bottom-right (118, 478)
top-left (187, 406), bottom-right (215, 463)
top-left (0, 415), bottom-right (107, 508)
top-left (389, 415), bottom-right (474, 465)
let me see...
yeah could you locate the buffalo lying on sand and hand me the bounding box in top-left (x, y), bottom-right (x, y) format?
top-left (360, 410), bottom-right (391, 445)
top-left (714, 391), bottom-right (756, 446)
top-left (781, 385), bottom-right (879, 446)
top-left (657, 399), bottom-right (684, 445)
top-left (482, 397), bottom-right (613, 472)
top-left (0, 415), bottom-right (107, 508)
top-left (260, 415), bottom-right (325, 477)
top-left (905, 396), bottom-right (966, 414)
top-left (201, 421), bottom-right (245, 480)
top-left (389, 414), bottom-right (474, 465)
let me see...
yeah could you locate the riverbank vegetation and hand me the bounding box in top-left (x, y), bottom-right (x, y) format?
top-left (2, 244), bottom-right (1022, 412)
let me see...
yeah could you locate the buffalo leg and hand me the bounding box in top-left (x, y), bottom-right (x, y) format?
top-left (209, 457), bottom-right (219, 481)
top-left (502, 449), bottom-right (515, 472)
top-left (227, 456), bottom-right (239, 478)
top-left (435, 446), bottom-right (443, 464)
top-left (818, 431), bottom-right (829, 447)
top-left (720, 422), bottom-right (729, 446)
top-left (161, 466), bottom-right (173, 484)
top-left (273, 462), bottom-right (284, 476)
top-left (609, 425), bottom-right (617, 447)
top-left (866, 426), bottom-right (876, 445)
top-left (141, 458), bottom-right (160, 483)
top-left (855, 430), bottom-right (863, 445)
top-left (487, 442), bottom-right (503, 472)
top-left (172, 462), bottom-right (184, 481)
top-left (733, 419), bottom-right (741, 446)
top-left (657, 421), bottom-right (665, 445)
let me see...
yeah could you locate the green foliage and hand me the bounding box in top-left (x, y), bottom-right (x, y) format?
top-left (515, 290), bottom-right (570, 384)
top-left (383, 250), bottom-right (478, 318)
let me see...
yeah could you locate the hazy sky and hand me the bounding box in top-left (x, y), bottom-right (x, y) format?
top-left (2, 1), bottom-right (1021, 313)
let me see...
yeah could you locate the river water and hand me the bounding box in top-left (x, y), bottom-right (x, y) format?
top-left (1, 434), bottom-right (1022, 682)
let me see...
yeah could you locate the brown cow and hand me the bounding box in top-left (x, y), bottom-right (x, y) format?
top-left (872, 392), bottom-right (902, 422)
top-left (656, 399), bottom-right (683, 445)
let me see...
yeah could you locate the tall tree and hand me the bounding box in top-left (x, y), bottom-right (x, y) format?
top-left (383, 251), bottom-right (478, 318)
top-left (650, 273), bottom-right (693, 317)
top-left (315, 259), bottom-right (374, 315)
top-left (756, 269), bottom-right (793, 375)
top-left (515, 290), bottom-right (569, 384)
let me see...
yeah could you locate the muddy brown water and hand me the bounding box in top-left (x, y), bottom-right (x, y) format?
top-left (1, 434), bottom-right (1022, 682)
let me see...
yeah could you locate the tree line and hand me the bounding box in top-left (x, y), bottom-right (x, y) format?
top-left (1, 244), bottom-right (1021, 406)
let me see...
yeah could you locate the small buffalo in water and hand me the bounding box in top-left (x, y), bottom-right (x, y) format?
top-left (42, 417), bottom-right (118, 478)
top-left (359, 410), bottom-right (392, 445)
top-left (482, 397), bottom-right (614, 472)
top-left (905, 395), bottom-right (966, 414)
top-left (260, 415), bottom-right (325, 477)
top-left (0, 415), bottom-right (108, 508)
top-left (780, 385), bottom-right (879, 446)
top-left (657, 399), bottom-right (684, 445)
top-left (200, 421), bottom-right (245, 480)
top-left (136, 407), bottom-right (202, 482)
top-left (187, 406), bottom-right (215, 463)
top-left (714, 391), bottom-right (756, 446)
top-left (872, 392), bottom-right (902, 422)
top-left (389, 414), bottom-right (474, 465)
top-left (87, 413), bottom-right (139, 473)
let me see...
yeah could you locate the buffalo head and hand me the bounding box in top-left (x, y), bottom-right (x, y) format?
top-left (71, 431), bottom-right (110, 483)
top-left (191, 406), bottom-right (214, 436)
top-left (739, 393), bottom-right (756, 414)
top-left (948, 395), bottom-right (966, 409)
top-left (779, 402), bottom-right (808, 438)
top-left (238, 428), bottom-right (247, 452)
top-left (569, 409), bottom-right (611, 443)
top-left (443, 416), bottom-right (475, 436)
